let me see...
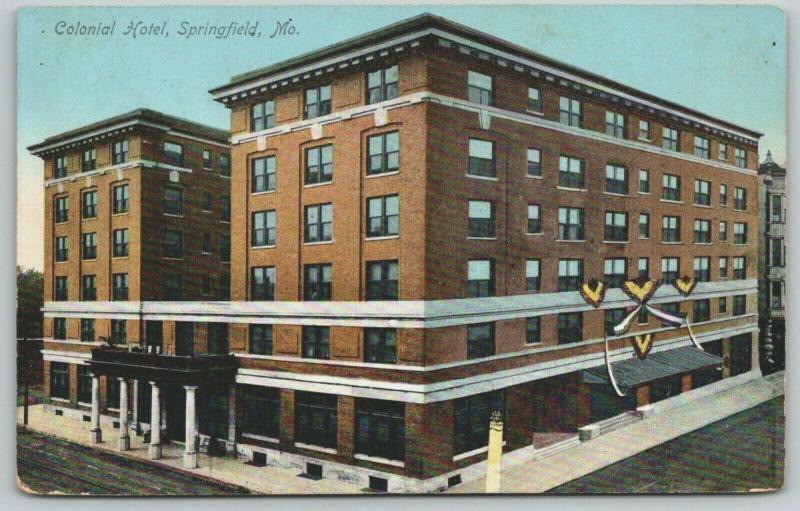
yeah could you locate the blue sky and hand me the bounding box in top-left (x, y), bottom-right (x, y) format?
top-left (17, 4), bottom-right (786, 270)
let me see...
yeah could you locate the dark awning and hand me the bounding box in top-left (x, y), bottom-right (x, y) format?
top-left (587, 346), bottom-right (723, 393)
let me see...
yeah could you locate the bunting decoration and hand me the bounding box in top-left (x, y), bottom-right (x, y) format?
top-left (579, 279), bottom-right (606, 308)
top-left (612, 305), bottom-right (643, 336)
top-left (630, 334), bottom-right (654, 360)
top-left (621, 278), bottom-right (662, 304)
top-left (672, 275), bottom-right (697, 297)
top-left (644, 303), bottom-right (687, 328)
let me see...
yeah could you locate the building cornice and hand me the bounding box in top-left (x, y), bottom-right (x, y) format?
top-left (44, 158), bottom-right (193, 189)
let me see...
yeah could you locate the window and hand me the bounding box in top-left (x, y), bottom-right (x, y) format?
top-left (467, 260), bottom-right (494, 297)
top-left (719, 297), bottom-right (727, 314)
top-left (112, 273), bottom-right (128, 301)
top-left (557, 312), bottom-right (583, 344)
top-left (174, 321), bottom-right (194, 355)
top-left (638, 169), bottom-right (650, 193)
top-left (367, 65), bottom-right (399, 104)
top-left (50, 362), bottom-right (69, 400)
top-left (694, 257), bottom-right (710, 282)
top-left (693, 136), bottom-right (710, 158)
top-left (112, 140), bottom-right (128, 164)
top-left (163, 229), bottom-right (182, 258)
top-left (54, 156), bottom-right (68, 178)
top-left (53, 318), bottom-right (66, 339)
top-left (771, 281), bottom-right (783, 309)
top-left (251, 266), bottom-right (276, 300)
top-left (719, 221), bottom-right (728, 242)
top-left (54, 276), bottom-right (68, 301)
top-left (252, 156), bottom-right (276, 193)
top-left (364, 329), bottom-right (397, 364)
top-left (733, 257), bottom-right (747, 280)
top-left (527, 148), bottom-right (541, 177)
top-left (80, 319), bottom-right (95, 343)
top-left (526, 259), bottom-right (541, 292)
top-left (304, 85), bottom-right (332, 119)
top-left (113, 184), bottom-right (129, 214)
top-left (81, 275), bottom-right (96, 301)
top-left (366, 195), bottom-right (399, 237)
top-left (639, 213), bottom-right (650, 239)
top-left (55, 236), bottom-right (68, 262)
top-left (718, 143), bottom-right (728, 161)
top-left (662, 127), bottom-right (679, 151)
top-left (734, 147), bottom-right (747, 168)
top-left (366, 260), bottom-right (398, 300)
top-left (719, 184), bottom-right (728, 206)
top-left (771, 195), bottom-right (784, 223)
top-left (305, 203), bottom-right (332, 243)
top-left (220, 154), bottom-right (231, 177)
top-left (693, 299), bottom-right (710, 322)
top-left (662, 174), bottom-right (681, 201)
top-left (295, 391), bottom-right (337, 448)
top-left (733, 187), bottom-right (747, 210)
top-left (605, 308), bottom-right (627, 336)
top-left (558, 259), bottom-right (583, 291)
top-left (207, 323), bottom-right (229, 355)
top-left (202, 276), bottom-right (212, 296)
top-left (467, 70), bottom-right (492, 105)
top-left (733, 222), bottom-right (747, 244)
top-left (367, 132), bottom-right (399, 175)
top-left (355, 399), bottom-right (405, 461)
top-left (467, 323), bottom-right (495, 360)
top-left (252, 210), bottom-right (276, 247)
top-left (468, 139), bottom-right (494, 177)
top-left (559, 96), bottom-right (581, 127)
top-left (242, 385), bottom-right (280, 439)
top-left (719, 257), bottom-right (728, 279)
top-left (302, 326), bottom-right (330, 360)
top-left (221, 276), bottom-right (231, 301)
top-left (659, 303), bottom-right (681, 326)
top-left (163, 274), bottom-right (182, 300)
top-left (527, 86), bottom-right (542, 111)
top-left (639, 120), bottom-right (650, 140)
top-left (605, 164), bottom-right (628, 194)
top-left (453, 391), bottom-right (504, 455)
top-left (558, 156), bottom-right (584, 189)
top-left (107, 375), bottom-right (120, 408)
top-left (694, 219), bottom-right (711, 243)
top-left (662, 216), bottom-right (681, 242)
top-left (220, 195), bottom-right (231, 222)
top-left (82, 148), bottom-right (96, 171)
top-left (771, 238), bottom-right (784, 267)
top-left (305, 145), bottom-right (333, 185)
top-left (694, 180), bottom-right (711, 205)
top-left (111, 319), bottom-right (127, 345)
top-left (733, 295), bottom-right (746, 316)
top-left (202, 192), bottom-right (213, 212)
top-left (604, 258), bottom-right (627, 288)
top-left (604, 211), bottom-right (628, 241)
top-left (220, 234), bottom-right (231, 263)
top-left (249, 325), bottom-right (273, 355)
top-left (468, 200), bottom-right (494, 238)
top-left (112, 229), bottom-right (128, 257)
top-left (638, 306), bottom-right (649, 325)
top-left (558, 207), bottom-right (584, 240)
top-left (55, 196), bottom-right (68, 223)
top-left (304, 264), bottom-right (332, 301)
top-left (527, 204), bottom-right (541, 234)
top-left (605, 111), bottom-right (625, 138)
top-left (251, 100), bottom-right (276, 131)
top-left (202, 232), bottom-right (212, 254)
top-left (638, 258), bottom-right (649, 279)
top-left (82, 190), bottom-right (98, 219)
top-left (77, 366), bottom-right (92, 404)
top-left (163, 185), bottom-right (182, 215)
top-left (662, 257), bottom-right (679, 283)
top-left (163, 142), bottom-right (183, 166)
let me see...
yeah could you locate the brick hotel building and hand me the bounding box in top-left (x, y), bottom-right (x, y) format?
top-left (32, 15), bottom-right (762, 492)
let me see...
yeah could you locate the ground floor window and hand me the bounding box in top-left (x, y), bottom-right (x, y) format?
top-left (453, 390), bottom-right (505, 455)
top-left (77, 366), bottom-right (92, 404)
top-left (50, 362), bottom-right (69, 400)
top-left (241, 385), bottom-right (280, 439)
top-left (355, 398), bottom-right (405, 461)
top-left (295, 391), bottom-right (337, 449)
top-left (693, 340), bottom-right (723, 388)
top-left (730, 334), bottom-right (753, 376)
top-left (111, 319), bottom-right (127, 345)
top-left (106, 377), bottom-right (120, 409)
top-left (207, 323), bottom-right (229, 354)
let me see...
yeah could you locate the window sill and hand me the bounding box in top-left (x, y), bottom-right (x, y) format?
top-left (162, 257), bottom-right (184, 261)
top-left (638, 236), bottom-right (650, 240)
top-left (465, 174), bottom-right (499, 182)
top-left (525, 109), bottom-right (544, 116)
top-left (354, 454), bottom-right (405, 468)
top-left (243, 433), bottom-right (280, 444)
top-left (55, 221), bottom-right (69, 226)
top-left (638, 137), bottom-right (651, 143)
top-left (556, 186), bottom-right (587, 192)
top-left (220, 175), bottom-right (232, 180)
top-left (304, 181), bottom-right (333, 189)
top-left (732, 208), bottom-right (747, 213)
top-left (82, 217), bottom-right (98, 221)
top-left (55, 260), bottom-right (69, 264)
top-left (202, 166), bottom-right (213, 171)
top-left (692, 203), bottom-right (712, 208)
top-left (556, 239), bottom-right (586, 243)
top-left (467, 237), bottom-right (497, 241)
top-left (251, 245), bottom-right (276, 250)
top-left (693, 242), bottom-right (712, 246)
top-left (603, 192), bottom-right (630, 198)
top-left (51, 397), bottom-right (70, 403)
top-left (304, 240), bottom-right (334, 246)
top-left (525, 232), bottom-right (544, 237)
top-left (252, 190), bottom-right (277, 196)
top-left (111, 212), bottom-right (129, 217)
top-left (77, 401), bottom-right (91, 408)
top-left (294, 442), bottom-right (337, 455)
top-left (365, 235), bottom-right (399, 242)
top-left (163, 213), bottom-right (184, 219)
top-left (525, 174), bottom-right (543, 180)
top-left (602, 240), bottom-right (628, 244)
top-left (111, 256), bottom-right (129, 260)
top-left (366, 170), bottom-right (400, 179)
top-left (220, 220), bottom-right (232, 224)
top-left (637, 191), bottom-right (651, 195)
top-left (661, 242), bottom-right (683, 245)
top-left (453, 441), bottom-right (506, 462)
top-left (660, 199), bottom-right (684, 205)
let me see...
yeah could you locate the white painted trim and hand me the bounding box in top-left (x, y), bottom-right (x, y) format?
top-left (44, 159), bottom-right (193, 188)
top-left (42, 338), bottom-right (104, 347)
top-left (242, 433), bottom-right (280, 444)
top-left (294, 442), bottom-right (337, 455)
top-left (165, 129), bottom-right (229, 150)
top-left (453, 442), bottom-right (506, 462)
top-left (353, 454), bottom-right (405, 468)
top-left (41, 349), bottom-right (92, 365)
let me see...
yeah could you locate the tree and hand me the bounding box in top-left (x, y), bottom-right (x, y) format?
top-left (17, 266), bottom-right (43, 340)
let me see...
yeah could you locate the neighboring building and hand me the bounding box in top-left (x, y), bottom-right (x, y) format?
top-left (32, 15), bottom-right (762, 492)
top-left (757, 151), bottom-right (786, 373)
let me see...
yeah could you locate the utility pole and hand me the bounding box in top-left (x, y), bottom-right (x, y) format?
top-left (485, 410), bottom-right (504, 493)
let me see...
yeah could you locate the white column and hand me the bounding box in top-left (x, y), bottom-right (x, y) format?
top-left (90, 373), bottom-right (102, 443)
top-left (183, 385), bottom-right (198, 468)
top-left (118, 378), bottom-right (130, 451)
top-left (131, 379), bottom-right (139, 431)
top-left (148, 381), bottom-right (162, 459)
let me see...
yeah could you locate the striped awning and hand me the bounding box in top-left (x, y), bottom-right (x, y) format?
top-left (587, 346), bottom-right (723, 393)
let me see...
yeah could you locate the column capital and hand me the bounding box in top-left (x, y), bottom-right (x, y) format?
top-left (183, 385), bottom-right (199, 392)
top-left (118, 376), bottom-right (127, 383)
top-left (149, 381), bottom-right (159, 387)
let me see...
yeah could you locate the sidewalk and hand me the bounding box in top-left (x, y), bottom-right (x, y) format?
top-left (448, 371), bottom-right (785, 494)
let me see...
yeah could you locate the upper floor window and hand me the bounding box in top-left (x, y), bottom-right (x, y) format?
top-left (661, 257), bottom-right (679, 283)
top-left (605, 164), bottom-right (628, 194)
top-left (694, 219), bottom-right (711, 243)
top-left (694, 179), bottom-right (711, 205)
top-left (639, 169), bottom-right (650, 193)
top-left (559, 96), bottom-right (581, 127)
top-left (467, 71), bottom-right (492, 105)
top-left (202, 192), bottom-right (212, 212)
top-left (163, 142), bottom-right (183, 166)
top-left (55, 236), bottom-right (68, 262)
top-left (249, 325), bottom-right (273, 355)
top-left (252, 156), bottom-right (276, 193)
top-left (557, 312), bottom-right (583, 344)
top-left (733, 295), bottom-right (746, 316)
top-left (304, 263), bottom-right (332, 301)
top-left (252, 210), bottom-right (276, 247)
top-left (467, 323), bottom-right (495, 359)
top-left (694, 257), bottom-right (710, 282)
top-left (111, 319), bottom-right (128, 345)
top-left (639, 213), bottom-right (650, 239)
top-left (558, 259), bottom-right (583, 291)
top-left (639, 120), bottom-right (650, 140)
top-left (163, 229), bottom-right (183, 258)
top-left (220, 234), bottom-right (231, 263)
top-left (719, 220), bottom-right (728, 242)
top-left (251, 100), bottom-right (276, 131)
top-left (733, 222), bottom-right (747, 244)
top-left (693, 136), bottom-right (710, 158)
top-left (734, 147), bottom-right (747, 168)
top-left (605, 308), bottom-right (627, 336)
top-left (662, 215), bottom-right (681, 242)
top-left (80, 319), bottom-right (94, 343)
top-left (526, 317), bottom-right (541, 344)
top-left (733, 256), bottom-right (747, 280)
top-left (662, 127), bottom-right (679, 151)
top-left (638, 257), bottom-right (650, 279)
top-left (527, 148), bottom-right (541, 177)
top-left (82, 190), bottom-right (98, 219)
top-left (302, 326), bottom-right (330, 360)
top-left (54, 276), bottom-right (68, 301)
top-left (604, 258), bottom-right (627, 288)
top-left (54, 156), bottom-right (68, 178)
top-left (305, 145), bottom-right (333, 185)
top-left (367, 65), bottom-right (399, 104)
top-left (468, 139), bottom-right (494, 178)
top-left (113, 140), bottom-right (129, 164)
top-left (202, 150), bottom-right (212, 169)
top-left (367, 132), bottom-right (399, 175)
top-left (719, 184), bottom-right (728, 206)
top-left (113, 228), bottom-right (129, 257)
top-left (771, 195), bottom-right (784, 223)
top-left (82, 148), bottom-right (96, 172)
top-left (718, 143), bottom-right (728, 161)
top-left (366, 195), bottom-right (399, 238)
top-left (526, 259), bottom-right (541, 293)
top-left (55, 196), bottom-right (68, 223)
top-left (112, 273), bottom-right (129, 301)
top-left (558, 207), bottom-right (584, 241)
top-left (662, 174), bottom-right (681, 201)
top-left (163, 185), bottom-right (183, 215)
top-left (304, 84), bottom-right (331, 119)
top-left (366, 260), bottom-right (398, 300)
top-left (220, 154), bottom-right (231, 177)
top-left (604, 211), bottom-right (628, 242)
top-left (558, 156), bottom-right (584, 189)
top-left (719, 256), bottom-right (728, 279)
top-left (771, 281), bottom-right (783, 309)
top-left (364, 329), bottom-right (397, 364)
top-left (733, 187), bottom-right (747, 210)
top-left (527, 87), bottom-right (542, 111)
top-left (251, 266), bottom-right (275, 300)
top-left (82, 232), bottom-right (96, 260)
top-left (605, 111), bottom-right (626, 138)
top-left (693, 299), bottom-right (710, 322)
top-left (468, 200), bottom-right (494, 238)
top-left (467, 259), bottom-right (494, 298)
top-left (113, 184), bottom-right (129, 214)
top-left (527, 204), bottom-right (541, 234)
top-left (305, 203), bottom-right (332, 243)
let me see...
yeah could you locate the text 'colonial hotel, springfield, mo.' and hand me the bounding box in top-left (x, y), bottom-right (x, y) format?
top-left (29, 14), bottom-right (762, 492)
